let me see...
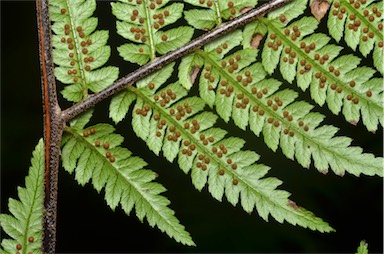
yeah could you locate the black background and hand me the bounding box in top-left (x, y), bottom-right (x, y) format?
top-left (1, 1), bottom-right (383, 253)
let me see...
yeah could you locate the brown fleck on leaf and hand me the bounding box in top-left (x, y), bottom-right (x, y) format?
top-left (190, 65), bottom-right (201, 85)
top-left (288, 200), bottom-right (299, 210)
top-left (320, 168), bottom-right (329, 175)
top-left (250, 33), bottom-right (263, 49)
top-left (240, 6), bottom-right (253, 14)
top-left (310, 0), bottom-right (330, 21)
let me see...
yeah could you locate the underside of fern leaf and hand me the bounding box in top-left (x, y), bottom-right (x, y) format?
top-left (61, 111), bottom-right (194, 246)
top-left (243, 0), bottom-right (383, 133)
top-left (178, 29), bottom-right (383, 177)
top-left (50, 0), bottom-right (119, 102)
top-left (110, 64), bottom-right (334, 232)
top-left (0, 140), bottom-right (44, 253)
top-left (38, 0), bottom-right (382, 249)
top-left (112, 0), bottom-right (194, 64)
top-left (327, 0), bottom-right (383, 74)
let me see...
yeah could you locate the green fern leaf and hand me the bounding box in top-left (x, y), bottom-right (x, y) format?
top-left (244, 1), bottom-right (383, 132)
top-left (112, 0), bottom-right (193, 64)
top-left (50, 0), bottom-right (119, 102)
top-left (111, 63), bottom-right (334, 232)
top-left (61, 120), bottom-right (194, 246)
top-left (267, 0), bottom-right (307, 21)
top-left (0, 140), bottom-right (44, 253)
top-left (327, 0), bottom-right (383, 74)
top-left (184, 0), bottom-right (258, 29)
top-left (178, 27), bottom-right (383, 177)
top-left (356, 240), bottom-right (369, 254)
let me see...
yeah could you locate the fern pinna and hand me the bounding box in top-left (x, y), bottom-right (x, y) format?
top-left (0, 141), bottom-right (44, 253)
top-left (110, 63), bottom-right (333, 232)
top-left (112, 0), bottom-right (194, 64)
top-left (327, 0), bottom-right (383, 74)
top-left (181, 1), bottom-right (383, 176)
top-left (244, 0), bottom-right (383, 132)
top-left (50, 0), bottom-right (119, 102)
top-left (61, 110), bottom-right (194, 245)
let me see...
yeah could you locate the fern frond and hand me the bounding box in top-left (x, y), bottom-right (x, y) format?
top-left (110, 64), bottom-right (334, 232)
top-left (50, 0), bottom-right (119, 102)
top-left (178, 29), bottom-right (383, 177)
top-left (356, 240), bottom-right (369, 254)
top-left (61, 115), bottom-right (194, 246)
top-left (112, 0), bottom-right (194, 64)
top-left (327, 0), bottom-right (383, 74)
top-left (184, 0), bottom-right (258, 30)
top-left (0, 140), bottom-right (44, 253)
top-left (243, 0), bottom-right (383, 132)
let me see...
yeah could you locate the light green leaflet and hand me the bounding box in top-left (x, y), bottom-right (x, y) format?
top-left (50, 0), bottom-right (119, 102)
top-left (0, 140), bottom-right (44, 253)
top-left (110, 63), bottom-right (334, 232)
top-left (178, 29), bottom-right (383, 177)
top-left (112, 0), bottom-right (194, 64)
top-left (61, 113), bottom-right (195, 246)
top-left (244, 0), bottom-right (383, 132)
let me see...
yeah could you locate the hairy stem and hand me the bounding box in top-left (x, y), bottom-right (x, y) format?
top-left (36, 0), bottom-right (64, 253)
top-left (62, 0), bottom-right (291, 122)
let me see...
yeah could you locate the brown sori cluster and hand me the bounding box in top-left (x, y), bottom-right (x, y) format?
top-left (281, 109), bottom-right (310, 137)
top-left (267, 33), bottom-right (283, 51)
top-left (333, 0), bottom-right (383, 47)
top-left (217, 55), bottom-right (254, 86)
top-left (213, 143), bottom-right (239, 185)
top-left (153, 11), bottom-right (169, 30)
top-left (127, 0), bottom-right (169, 31)
top-left (60, 21), bottom-right (94, 83)
top-left (153, 88), bottom-right (177, 108)
top-left (130, 26), bottom-right (147, 44)
top-left (15, 236), bottom-right (35, 254)
top-left (84, 128), bottom-right (116, 163)
top-left (169, 102), bottom-right (193, 120)
top-left (234, 93), bottom-right (250, 109)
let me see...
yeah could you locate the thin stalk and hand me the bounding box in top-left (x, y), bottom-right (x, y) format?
top-left (36, 0), bottom-right (64, 253)
top-left (62, 0), bottom-right (291, 122)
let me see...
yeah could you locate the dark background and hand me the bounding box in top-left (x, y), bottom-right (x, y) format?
top-left (1, 1), bottom-right (383, 253)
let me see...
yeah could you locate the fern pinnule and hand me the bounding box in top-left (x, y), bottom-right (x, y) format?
top-left (0, 140), bottom-right (44, 253)
top-left (112, 0), bottom-right (194, 64)
top-left (243, 1), bottom-right (383, 132)
top-left (327, 0), bottom-right (383, 74)
top-left (61, 112), bottom-right (194, 246)
top-left (50, 0), bottom-right (119, 102)
top-left (178, 27), bottom-right (383, 177)
top-left (109, 63), bottom-right (333, 232)
top-left (184, 0), bottom-right (258, 30)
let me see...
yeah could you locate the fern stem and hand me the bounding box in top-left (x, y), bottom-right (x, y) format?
top-left (62, 0), bottom-right (291, 122)
top-left (36, 0), bottom-right (64, 253)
